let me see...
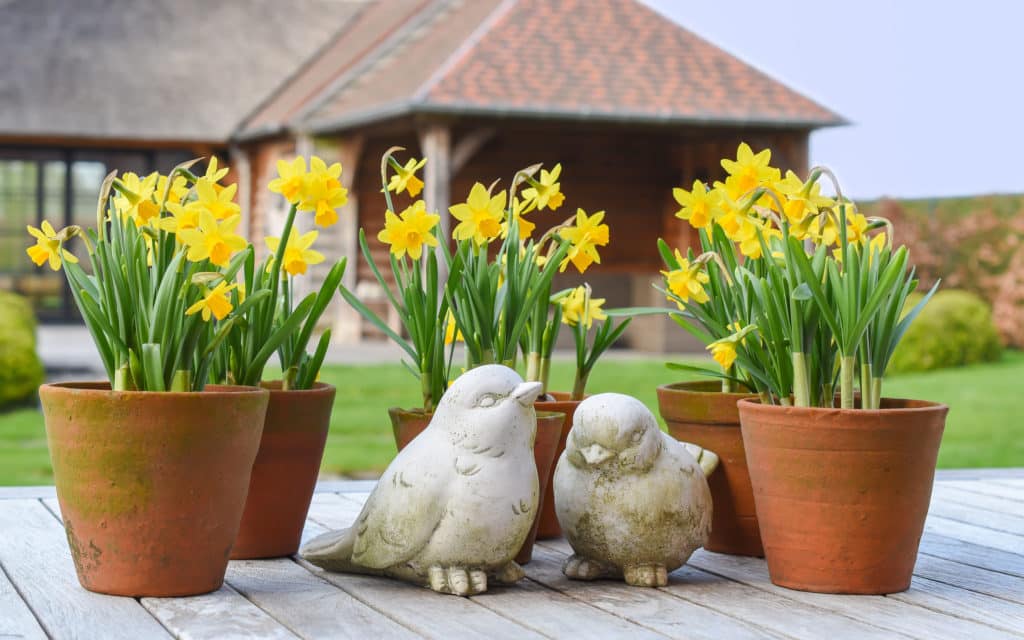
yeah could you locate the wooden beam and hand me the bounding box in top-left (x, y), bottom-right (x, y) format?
top-left (451, 128), bottom-right (496, 174)
top-left (418, 123), bottom-right (452, 283)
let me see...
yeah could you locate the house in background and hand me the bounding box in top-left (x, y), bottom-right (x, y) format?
top-left (0, 0), bottom-right (842, 350)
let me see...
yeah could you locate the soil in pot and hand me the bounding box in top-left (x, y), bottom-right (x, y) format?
top-left (738, 397), bottom-right (947, 594)
top-left (657, 381), bottom-right (762, 557)
top-left (534, 392), bottom-right (583, 539)
top-left (514, 411), bottom-right (565, 564)
top-left (39, 382), bottom-right (268, 597)
top-left (232, 382), bottom-right (336, 559)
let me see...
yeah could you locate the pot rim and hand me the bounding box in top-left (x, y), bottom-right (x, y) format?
top-left (260, 380), bottom-right (336, 394)
top-left (658, 381), bottom-right (754, 396)
top-left (536, 410), bottom-right (567, 420)
top-left (39, 381), bottom-right (269, 398)
top-left (737, 396), bottom-right (948, 415)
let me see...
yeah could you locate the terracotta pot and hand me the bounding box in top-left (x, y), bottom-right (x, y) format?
top-left (231, 382), bottom-right (336, 559)
top-left (534, 392), bottom-right (583, 539)
top-left (514, 411), bottom-right (565, 564)
top-left (388, 406), bottom-right (565, 564)
top-left (738, 397), bottom-right (947, 594)
top-left (657, 381), bottom-right (762, 556)
top-left (39, 382), bottom-right (268, 597)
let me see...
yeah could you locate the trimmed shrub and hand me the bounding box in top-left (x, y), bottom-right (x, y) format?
top-left (889, 289), bottom-right (1002, 374)
top-left (0, 291), bottom-right (43, 407)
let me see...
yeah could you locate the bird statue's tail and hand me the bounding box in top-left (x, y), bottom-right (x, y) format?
top-left (300, 527), bottom-right (359, 572)
top-left (680, 442), bottom-right (720, 477)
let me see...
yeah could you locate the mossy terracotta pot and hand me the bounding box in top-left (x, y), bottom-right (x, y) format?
top-left (231, 382), bottom-right (336, 559)
top-left (514, 411), bottom-right (565, 564)
top-left (388, 407), bottom-right (565, 564)
top-left (738, 397), bottom-right (947, 594)
top-left (534, 392), bottom-right (583, 539)
top-left (39, 382), bottom-right (269, 597)
top-left (657, 381), bottom-right (762, 557)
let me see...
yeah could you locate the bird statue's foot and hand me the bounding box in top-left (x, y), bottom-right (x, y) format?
top-left (623, 563), bottom-right (669, 587)
top-left (427, 566), bottom-right (488, 596)
top-left (491, 561), bottom-right (525, 584)
top-left (563, 554), bottom-right (611, 581)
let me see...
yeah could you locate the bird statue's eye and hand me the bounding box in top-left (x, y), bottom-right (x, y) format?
top-left (631, 430), bottom-right (642, 444)
top-left (477, 393), bottom-right (500, 408)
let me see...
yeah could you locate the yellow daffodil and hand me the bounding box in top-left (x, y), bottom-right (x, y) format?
top-left (558, 208), bottom-right (609, 273)
top-left (26, 221), bottom-right (77, 271)
top-left (450, 182), bottom-right (505, 245)
top-left (177, 211), bottom-right (247, 267)
top-left (810, 213), bottom-right (840, 246)
top-left (559, 285), bottom-right (607, 329)
top-left (377, 200), bottom-right (440, 260)
top-left (776, 171), bottom-right (834, 228)
top-left (269, 156), bottom-right (308, 204)
top-left (720, 143), bottom-right (781, 195)
top-left (113, 172), bottom-right (160, 226)
top-left (673, 180), bottom-right (722, 229)
top-left (708, 340), bottom-right (738, 370)
top-left (500, 197), bottom-right (536, 241)
top-left (522, 164), bottom-right (565, 211)
top-left (154, 173), bottom-right (190, 206)
top-left (191, 177), bottom-right (240, 221)
top-left (203, 157), bottom-right (230, 184)
top-left (158, 201), bottom-right (200, 236)
top-left (662, 250), bottom-right (709, 306)
top-left (185, 281), bottom-right (237, 322)
top-left (845, 210), bottom-right (869, 245)
top-left (265, 228), bottom-right (325, 276)
top-left (298, 157), bottom-right (347, 227)
top-left (444, 309), bottom-right (464, 345)
top-left (387, 157), bottom-right (427, 197)
top-left (735, 217), bottom-right (781, 260)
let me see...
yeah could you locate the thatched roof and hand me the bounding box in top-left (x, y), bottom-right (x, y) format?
top-left (0, 0), bottom-right (367, 143)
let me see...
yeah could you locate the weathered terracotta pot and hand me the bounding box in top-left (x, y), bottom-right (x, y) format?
top-left (534, 392), bottom-right (582, 539)
top-left (657, 381), bottom-right (762, 557)
top-left (232, 382), bottom-right (336, 559)
top-left (388, 406), bottom-right (565, 563)
top-left (39, 382), bottom-right (268, 597)
top-left (515, 411), bottom-right (565, 564)
top-left (738, 397), bottom-right (947, 594)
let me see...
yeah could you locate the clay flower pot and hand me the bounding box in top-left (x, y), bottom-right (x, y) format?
top-left (738, 397), bottom-right (948, 594)
top-left (514, 411), bottom-right (565, 564)
top-left (39, 382), bottom-right (269, 597)
top-left (657, 381), bottom-right (762, 556)
top-left (389, 406), bottom-right (565, 563)
top-left (534, 392), bottom-right (583, 539)
top-left (232, 382), bottom-right (336, 559)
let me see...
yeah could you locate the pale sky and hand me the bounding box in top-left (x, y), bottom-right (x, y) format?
top-left (641, 0), bottom-right (1022, 200)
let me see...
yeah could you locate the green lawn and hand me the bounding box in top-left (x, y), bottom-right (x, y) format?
top-left (1, 353), bottom-right (1022, 485)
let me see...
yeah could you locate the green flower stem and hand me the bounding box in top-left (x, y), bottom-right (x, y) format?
top-left (114, 363), bottom-right (132, 391)
top-left (840, 355), bottom-right (857, 409)
top-left (525, 351), bottom-right (542, 384)
top-left (421, 371), bottom-right (433, 412)
top-left (571, 372), bottom-right (589, 401)
top-left (170, 370), bottom-right (189, 392)
top-left (860, 362), bottom-right (873, 410)
top-left (871, 377), bottom-right (882, 410)
top-left (721, 368), bottom-right (734, 394)
top-left (792, 351), bottom-right (810, 407)
top-left (540, 357), bottom-right (552, 395)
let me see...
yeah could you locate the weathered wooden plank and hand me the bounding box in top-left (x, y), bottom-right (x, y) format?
top-left (0, 486), bottom-right (56, 500)
top-left (920, 534), bottom-right (1024, 578)
top-left (0, 499), bottom-right (170, 639)
top-left (935, 470), bottom-right (1024, 480)
top-left (226, 558), bottom-right (423, 640)
top-left (0, 562), bottom-right (47, 640)
top-left (929, 491), bottom-right (1024, 536)
top-left (890, 575), bottom-right (1024, 635)
top-left (527, 544), bottom-right (780, 640)
top-left (303, 503), bottom-right (547, 639)
top-left (141, 585), bottom-right (300, 640)
top-left (992, 478), bottom-right (1024, 487)
top-left (940, 480), bottom-right (1024, 503)
top-left (925, 514), bottom-right (1024, 555)
top-left (933, 484), bottom-right (1024, 517)
top-left (686, 549), bottom-right (1016, 640)
top-left (914, 553), bottom-right (1024, 604)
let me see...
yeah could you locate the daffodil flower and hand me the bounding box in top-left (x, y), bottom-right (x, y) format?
top-left (522, 163), bottom-right (565, 211)
top-left (26, 221), bottom-right (78, 271)
top-left (450, 182), bottom-right (505, 245)
top-left (265, 228), bottom-right (325, 276)
top-left (708, 340), bottom-right (738, 370)
top-left (673, 180), bottom-right (723, 229)
top-left (559, 285), bottom-right (607, 329)
top-left (191, 177), bottom-right (240, 221)
top-left (177, 211), bottom-right (247, 267)
top-left (377, 200), bottom-right (440, 260)
top-left (202, 157), bottom-right (230, 184)
top-left (500, 197), bottom-right (536, 241)
top-left (113, 172), bottom-right (160, 226)
top-left (662, 249), bottom-right (710, 306)
top-left (444, 309), bottom-right (464, 345)
top-left (155, 173), bottom-right (190, 207)
top-left (386, 157), bottom-right (427, 197)
top-left (185, 281), bottom-right (237, 322)
top-left (720, 142), bottom-right (781, 195)
top-left (269, 157), bottom-right (307, 204)
top-left (158, 201), bottom-right (200, 236)
top-left (558, 208), bottom-right (609, 273)
top-left (298, 157), bottom-right (347, 227)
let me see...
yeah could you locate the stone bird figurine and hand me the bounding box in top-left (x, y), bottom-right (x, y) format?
top-left (553, 392), bottom-right (719, 587)
top-left (301, 365), bottom-right (544, 596)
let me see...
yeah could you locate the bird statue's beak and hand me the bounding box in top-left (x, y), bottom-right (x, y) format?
top-left (581, 443), bottom-right (614, 466)
top-left (512, 381), bottom-right (544, 407)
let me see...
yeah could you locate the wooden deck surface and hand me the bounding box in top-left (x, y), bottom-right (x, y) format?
top-left (2, 471), bottom-right (1023, 639)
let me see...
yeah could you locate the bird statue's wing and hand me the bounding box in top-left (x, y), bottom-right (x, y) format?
top-left (351, 435), bottom-right (453, 569)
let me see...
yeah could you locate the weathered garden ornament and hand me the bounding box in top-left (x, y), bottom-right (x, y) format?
top-left (553, 392), bottom-right (719, 587)
top-left (301, 365), bottom-right (544, 596)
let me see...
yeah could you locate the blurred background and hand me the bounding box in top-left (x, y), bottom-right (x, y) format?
top-left (0, 0), bottom-right (1019, 484)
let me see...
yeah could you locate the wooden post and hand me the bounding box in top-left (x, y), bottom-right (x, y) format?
top-left (228, 144), bottom-right (252, 239)
top-left (418, 123), bottom-right (452, 281)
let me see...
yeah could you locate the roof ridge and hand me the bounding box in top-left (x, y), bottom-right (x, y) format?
top-left (231, 1), bottom-right (373, 138)
top-left (410, 0), bottom-right (520, 103)
top-left (288, 0), bottom-right (446, 130)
